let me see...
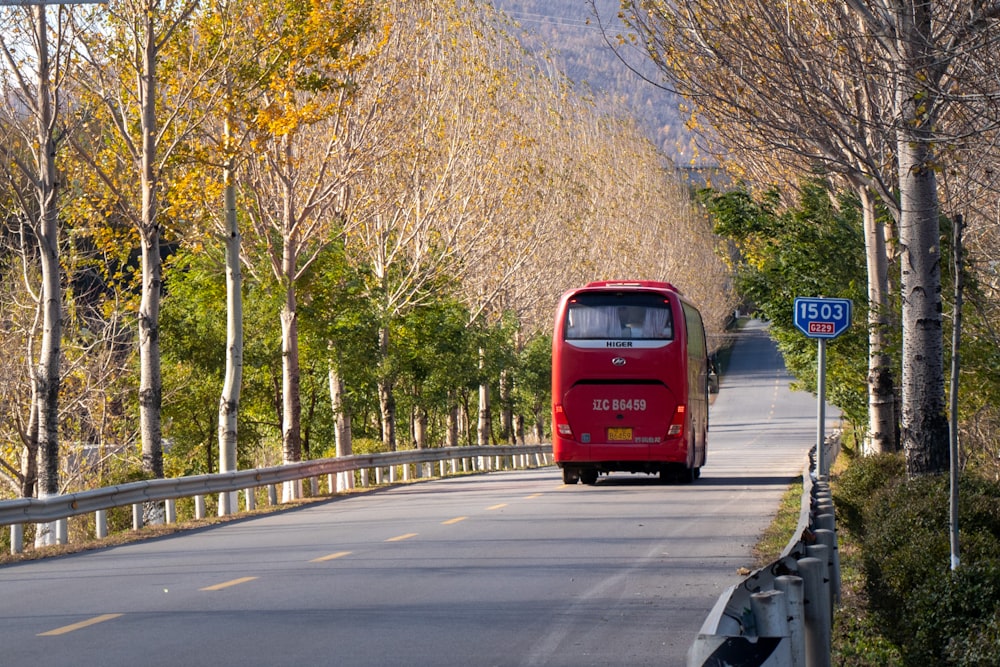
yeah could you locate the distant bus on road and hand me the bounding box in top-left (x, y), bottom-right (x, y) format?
top-left (551, 280), bottom-right (709, 485)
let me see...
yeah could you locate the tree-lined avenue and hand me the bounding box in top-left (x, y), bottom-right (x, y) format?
top-left (1, 322), bottom-right (836, 666)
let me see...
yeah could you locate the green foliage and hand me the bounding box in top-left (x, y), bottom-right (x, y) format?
top-left (702, 180), bottom-right (872, 427)
top-left (834, 452), bottom-right (906, 534)
top-left (946, 608), bottom-right (1000, 667)
top-left (513, 332), bottom-right (552, 436)
top-left (834, 454), bottom-right (1000, 665)
top-left (160, 249), bottom-right (286, 473)
top-left (906, 561), bottom-right (1000, 665)
top-left (396, 297), bottom-right (480, 411)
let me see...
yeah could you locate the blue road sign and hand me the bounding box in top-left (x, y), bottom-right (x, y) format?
top-left (794, 297), bottom-right (852, 339)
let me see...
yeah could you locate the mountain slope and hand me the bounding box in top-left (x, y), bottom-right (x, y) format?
top-left (491, 0), bottom-right (695, 163)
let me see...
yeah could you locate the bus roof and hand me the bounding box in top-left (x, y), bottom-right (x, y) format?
top-left (583, 280), bottom-right (680, 293)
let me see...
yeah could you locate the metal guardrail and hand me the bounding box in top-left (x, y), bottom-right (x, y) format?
top-left (688, 435), bottom-right (841, 667)
top-left (2, 444), bottom-right (552, 552)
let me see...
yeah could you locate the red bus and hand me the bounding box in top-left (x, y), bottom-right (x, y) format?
top-left (551, 280), bottom-right (709, 484)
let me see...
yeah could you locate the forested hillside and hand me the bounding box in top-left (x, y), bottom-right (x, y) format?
top-left (491, 0), bottom-right (698, 164)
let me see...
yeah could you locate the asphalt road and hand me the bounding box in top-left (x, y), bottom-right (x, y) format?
top-left (1, 320), bottom-right (837, 666)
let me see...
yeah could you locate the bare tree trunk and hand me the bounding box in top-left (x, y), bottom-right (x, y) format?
top-left (377, 325), bottom-right (397, 451)
top-left (477, 386), bottom-right (490, 446)
top-left (414, 407), bottom-right (428, 449)
top-left (33, 5), bottom-right (61, 520)
top-left (280, 281), bottom-right (303, 500)
top-left (20, 399), bottom-right (39, 498)
top-left (895, 7), bottom-right (949, 476)
top-left (460, 394), bottom-right (471, 446)
top-left (477, 349), bottom-right (490, 446)
top-left (859, 188), bottom-right (897, 454)
top-left (138, 9), bottom-right (164, 491)
top-left (217, 145), bottom-right (242, 515)
top-left (138, 235), bottom-right (164, 481)
top-left (328, 363), bottom-right (353, 457)
top-left (328, 363), bottom-right (354, 491)
top-left (499, 369), bottom-right (515, 444)
top-left (446, 397), bottom-right (459, 448)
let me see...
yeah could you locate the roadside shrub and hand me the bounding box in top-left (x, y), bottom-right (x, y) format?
top-left (946, 608), bottom-right (1000, 667)
top-left (845, 465), bottom-right (1000, 663)
top-left (833, 452), bottom-right (905, 534)
top-left (905, 560), bottom-right (1000, 665)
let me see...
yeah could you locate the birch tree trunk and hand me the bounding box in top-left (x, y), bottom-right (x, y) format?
top-left (445, 399), bottom-right (459, 448)
top-left (859, 187), bottom-right (897, 454)
top-left (137, 4), bottom-right (164, 489)
top-left (328, 364), bottom-right (353, 490)
top-left (477, 347), bottom-right (490, 447)
top-left (477, 383), bottom-right (490, 446)
top-left (30, 5), bottom-right (62, 546)
top-left (217, 146), bottom-right (242, 514)
top-left (377, 325), bottom-right (397, 451)
top-left (414, 407), bottom-right (427, 449)
top-left (280, 278), bottom-right (303, 500)
top-left (499, 369), bottom-right (514, 445)
top-left (894, 2), bottom-right (949, 476)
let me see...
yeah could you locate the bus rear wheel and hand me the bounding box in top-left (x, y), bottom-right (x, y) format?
top-left (580, 469), bottom-right (599, 485)
top-left (562, 468), bottom-right (579, 485)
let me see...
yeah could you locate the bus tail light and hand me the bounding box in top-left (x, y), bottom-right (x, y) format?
top-left (553, 404), bottom-right (573, 437)
top-left (666, 405), bottom-right (686, 437)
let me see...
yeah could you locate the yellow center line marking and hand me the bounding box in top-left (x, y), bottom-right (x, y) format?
top-left (442, 516), bottom-right (467, 525)
top-left (39, 613), bottom-right (123, 636)
top-left (487, 503), bottom-right (508, 510)
top-left (200, 576), bottom-right (258, 591)
top-left (310, 551), bottom-right (352, 562)
top-left (524, 493), bottom-right (543, 499)
top-left (385, 532), bottom-right (418, 542)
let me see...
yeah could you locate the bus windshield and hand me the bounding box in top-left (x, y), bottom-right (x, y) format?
top-left (565, 293), bottom-right (674, 341)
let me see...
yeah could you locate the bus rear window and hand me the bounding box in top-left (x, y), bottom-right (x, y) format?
top-left (565, 293), bottom-right (674, 340)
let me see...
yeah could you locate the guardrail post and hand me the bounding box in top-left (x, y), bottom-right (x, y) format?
top-left (245, 488), bottom-right (256, 511)
top-left (267, 484), bottom-right (278, 505)
top-left (11, 524), bottom-right (23, 554)
top-left (403, 464), bottom-right (411, 481)
top-left (96, 510), bottom-right (107, 539)
top-left (218, 492), bottom-right (231, 517)
top-left (132, 503), bottom-right (143, 530)
top-left (813, 519), bottom-right (840, 602)
top-left (798, 554), bottom-right (831, 667)
top-left (810, 533), bottom-right (839, 613)
top-left (56, 518), bottom-right (68, 545)
top-left (165, 499), bottom-right (177, 523)
top-left (775, 575), bottom-right (806, 667)
top-left (194, 495), bottom-right (206, 520)
top-left (749, 590), bottom-right (793, 665)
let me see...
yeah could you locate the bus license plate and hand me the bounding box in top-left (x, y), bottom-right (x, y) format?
top-left (607, 427), bottom-right (632, 442)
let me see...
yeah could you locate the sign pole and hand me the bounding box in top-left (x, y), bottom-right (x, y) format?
top-left (816, 337), bottom-right (827, 479)
top-left (793, 296), bottom-right (851, 480)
